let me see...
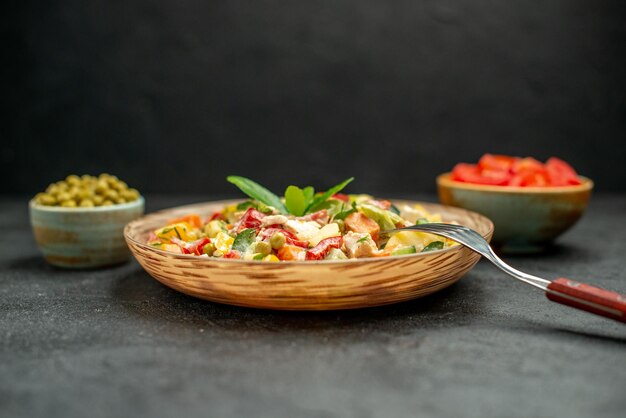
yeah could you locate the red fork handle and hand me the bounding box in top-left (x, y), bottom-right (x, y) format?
top-left (546, 278), bottom-right (626, 323)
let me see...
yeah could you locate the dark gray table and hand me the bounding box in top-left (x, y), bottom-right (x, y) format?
top-left (2, 195), bottom-right (625, 418)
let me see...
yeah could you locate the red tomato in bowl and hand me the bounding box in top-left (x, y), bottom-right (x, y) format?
top-left (545, 157), bottom-right (582, 186)
top-left (478, 154), bottom-right (517, 172)
top-left (451, 154), bottom-right (582, 187)
top-left (452, 163), bottom-right (512, 185)
top-left (512, 157), bottom-right (544, 175)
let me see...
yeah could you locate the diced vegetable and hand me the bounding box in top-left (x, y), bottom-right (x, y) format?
top-left (359, 204), bottom-right (402, 231)
top-left (309, 223), bottom-right (341, 246)
top-left (204, 220), bottom-right (227, 238)
top-left (155, 223), bottom-right (196, 242)
top-left (421, 241), bottom-right (444, 252)
top-left (344, 212), bottom-right (380, 241)
top-left (325, 248), bottom-right (348, 260)
top-left (213, 232), bottom-right (234, 253)
top-left (236, 207), bottom-right (266, 232)
top-left (386, 231), bottom-right (441, 253)
top-left (263, 254), bottom-right (280, 262)
top-left (224, 250), bottom-right (241, 259)
top-left (277, 245), bottom-right (306, 261)
top-left (391, 246), bottom-right (417, 256)
top-left (305, 236), bottom-right (343, 260)
top-left (167, 214), bottom-right (202, 229)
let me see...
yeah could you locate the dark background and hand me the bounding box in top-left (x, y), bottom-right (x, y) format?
top-left (3, 0), bottom-right (626, 196)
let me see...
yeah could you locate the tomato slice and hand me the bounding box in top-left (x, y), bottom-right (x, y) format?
top-left (545, 157), bottom-right (581, 186)
top-left (519, 171), bottom-right (550, 187)
top-left (453, 155), bottom-right (581, 187)
top-left (224, 250), bottom-right (241, 259)
top-left (452, 163), bottom-right (512, 185)
top-left (478, 154), bottom-right (517, 172)
top-left (512, 157), bottom-right (544, 174)
top-left (305, 236), bottom-right (343, 260)
top-left (236, 208), bottom-right (266, 232)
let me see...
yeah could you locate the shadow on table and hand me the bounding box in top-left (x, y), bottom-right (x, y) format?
top-left (7, 254), bottom-right (135, 275)
top-left (111, 266), bottom-right (488, 335)
top-left (501, 241), bottom-right (591, 261)
top-left (111, 265), bottom-right (626, 342)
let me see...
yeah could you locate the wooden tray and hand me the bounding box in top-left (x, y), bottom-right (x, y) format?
top-left (124, 200), bottom-right (493, 310)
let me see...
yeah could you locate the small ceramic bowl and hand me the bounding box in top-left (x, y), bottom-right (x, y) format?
top-left (30, 197), bottom-right (145, 268)
top-left (437, 173), bottom-right (593, 253)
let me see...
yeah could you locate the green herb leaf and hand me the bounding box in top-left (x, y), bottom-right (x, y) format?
top-left (421, 241), bottom-right (444, 252)
top-left (284, 185), bottom-right (307, 216)
top-left (334, 201), bottom-right (357, 221)
top-left (305, 177), bottom-right (354, 213)
top-left (232, 228), bottom-right (257, 253)
top-left (227, 176), bottom-right (287, 214)
top-left (416, 218), bottom-right (429, 225)
top-left (303, 186), bottom-right (315, 206)
top-left (357, 236), bottom-right (369, 243)
top-left (253, 253), bottom-right (265, 260)
top-left (390, 204), bottom-right (400, 215)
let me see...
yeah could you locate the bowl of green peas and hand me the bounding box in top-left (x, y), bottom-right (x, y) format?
top-left (30, 174), bottom-right (144, 268)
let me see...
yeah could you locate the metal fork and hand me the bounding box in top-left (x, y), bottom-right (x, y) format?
top-left (383, 223), bottom-right (626, 323)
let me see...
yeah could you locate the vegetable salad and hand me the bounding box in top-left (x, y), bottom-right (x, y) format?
top-left (147, 176), bottom-right (455, 261)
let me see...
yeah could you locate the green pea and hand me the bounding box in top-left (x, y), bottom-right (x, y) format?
top-left (270, 232), bottom-right (286, 250)
top-left (126, 188), bottom-right (139, 201)
top-left (80, 200), bottom-right (94, 207)
top-left (202, 243), bottom-right (216, 256)
top-left (101, 200), bottom-right (114, 206)
top-left (105, 189), bottom-right (119, 200)
top-left (66, 175), bottom-right (80, 186)
top-left (36, 193), bottom-right (57, 206)
top-left (95, 181), bottom-right (109, 194)
top-left (114, 181), bottom-right (128, 191)
top-left (61, 200), bottom-right (77, 207)
top-left (255, 241), bottom-right (272, 255)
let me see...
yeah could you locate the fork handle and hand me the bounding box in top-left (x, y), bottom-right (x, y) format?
top-left (546, 278), bottom-right (626, 323)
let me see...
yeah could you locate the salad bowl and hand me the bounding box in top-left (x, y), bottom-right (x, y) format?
top-left (125, 200), bottom-right (493, 310)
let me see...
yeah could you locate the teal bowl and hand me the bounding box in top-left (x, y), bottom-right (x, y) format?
top-left (437, 173), bottom-right (593, 253)
top-left (29, 197), bottom-right (145, 268)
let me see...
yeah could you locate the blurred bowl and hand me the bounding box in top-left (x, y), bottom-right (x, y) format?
top-left (437, 173), bottom-right (593, 253)
top-left (30, 197), bottom-right (145, 268)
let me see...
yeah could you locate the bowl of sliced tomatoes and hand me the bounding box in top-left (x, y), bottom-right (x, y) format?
top-left (437, 154), bottom-right (593, 253)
